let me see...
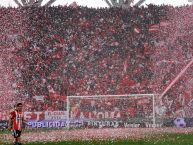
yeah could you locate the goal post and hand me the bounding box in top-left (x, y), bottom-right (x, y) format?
top-left (66, 94), bottom-right (160, 129)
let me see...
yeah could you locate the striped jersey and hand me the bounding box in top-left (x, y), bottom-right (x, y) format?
top-left (9, 110), bottom-right (24, 131)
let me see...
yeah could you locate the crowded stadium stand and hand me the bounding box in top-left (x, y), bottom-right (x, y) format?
top-left (0, 5), bottom-right (193, 125)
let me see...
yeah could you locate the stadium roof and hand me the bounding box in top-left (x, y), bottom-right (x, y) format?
top-left (0, 0), bottom-right (192, 8)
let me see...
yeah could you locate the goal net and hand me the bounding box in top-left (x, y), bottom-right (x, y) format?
top-left (67, 94), bottom-right (160, 129)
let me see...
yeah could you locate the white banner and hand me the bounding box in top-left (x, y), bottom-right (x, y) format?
top-left (45, 111), bottom-right (67, 120)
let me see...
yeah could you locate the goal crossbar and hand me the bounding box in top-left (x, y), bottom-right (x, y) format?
top-left (68, 94), bottom-right (158, 98)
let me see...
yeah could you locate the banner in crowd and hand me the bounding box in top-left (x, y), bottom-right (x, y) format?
top-left (45, 111), bottom-right (67, 120)
top-left (0, 111), bottom-right (67, 121)
top-left (71, 111), bottom-right (121, 119)
top-left (24, 111), bottom-right (67, 121)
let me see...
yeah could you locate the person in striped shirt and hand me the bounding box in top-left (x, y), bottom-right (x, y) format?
top-left (8, 103), bottom-right (24, 145)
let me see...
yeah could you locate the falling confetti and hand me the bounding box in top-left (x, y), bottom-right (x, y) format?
top-left (0, 4), bottom-right (193, 145)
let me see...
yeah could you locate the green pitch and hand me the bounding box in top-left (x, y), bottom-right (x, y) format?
top-left (3, 133), bottom-right (193, 145)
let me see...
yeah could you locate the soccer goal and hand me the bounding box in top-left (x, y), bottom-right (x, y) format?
top-left (66, 94), bottom-right (160, 129)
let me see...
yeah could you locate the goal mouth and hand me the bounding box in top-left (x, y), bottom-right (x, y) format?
top-left (66, 94), bottom-right (160, 129)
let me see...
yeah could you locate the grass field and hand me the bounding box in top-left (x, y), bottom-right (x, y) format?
top-left (1, 133), bottom-right (193, 145)
top-left (2, 128), bottom-right (193, 145)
